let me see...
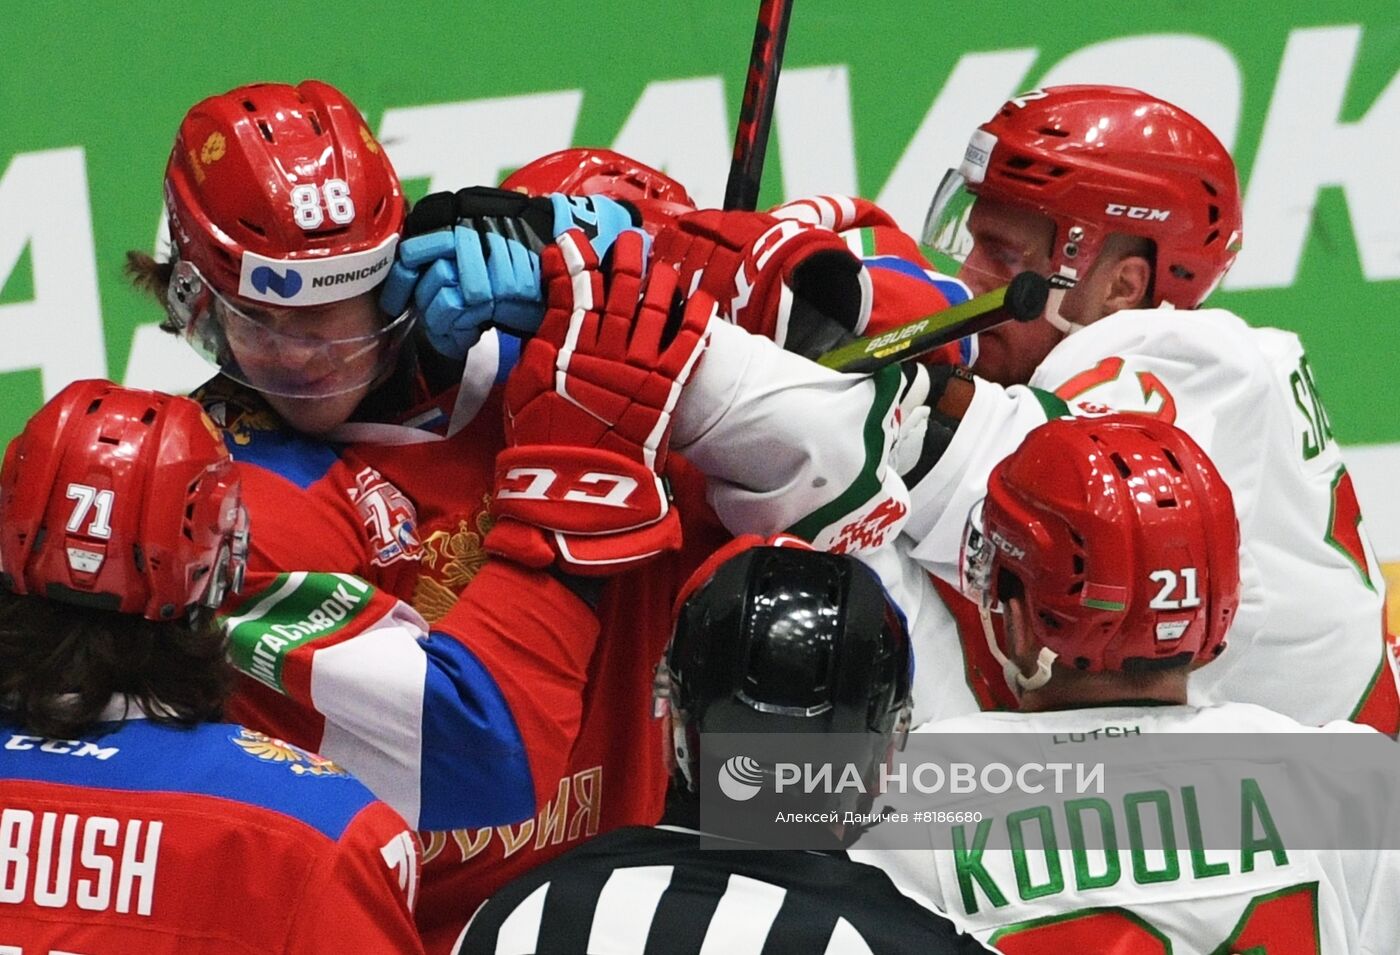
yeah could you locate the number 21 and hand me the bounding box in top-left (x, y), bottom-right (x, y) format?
top-left (1148, 567), bottom-right (1200, 610)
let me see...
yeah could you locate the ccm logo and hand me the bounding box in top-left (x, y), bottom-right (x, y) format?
top-left (496, 467), bottom-right (639, 509)
top-left (1105, 204), bottom-right (1170, 221)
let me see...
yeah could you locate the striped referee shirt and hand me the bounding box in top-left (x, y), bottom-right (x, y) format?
top-left (454, 824), bottom-right (989, 954)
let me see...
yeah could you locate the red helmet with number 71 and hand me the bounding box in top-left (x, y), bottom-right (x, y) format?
top-left (0, 381), bottom-right (248, 621)
top-left (924, 85), bottom-right (1243, 309)
top-left (960, 414), bottom-right (1239, 673)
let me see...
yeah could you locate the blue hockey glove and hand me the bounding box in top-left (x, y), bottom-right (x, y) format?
top-left (380, 187), bottom-right (639, 360)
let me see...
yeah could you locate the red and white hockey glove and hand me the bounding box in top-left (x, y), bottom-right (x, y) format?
top-left (487, 228), bottom-right (714, 575)
top-left (649, 208), bottom-right (869, 358)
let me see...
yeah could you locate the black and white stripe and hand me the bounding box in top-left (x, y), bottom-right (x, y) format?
top-left (454, 825), bottom-right (988, 955)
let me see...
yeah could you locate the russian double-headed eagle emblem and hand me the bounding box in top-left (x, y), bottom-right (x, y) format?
top-left (231, 727), bottom-right (350, 778)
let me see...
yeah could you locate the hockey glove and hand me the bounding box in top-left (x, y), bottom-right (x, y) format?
top-left (486, 227), bottom-right (713, 575)
top-left (379, 187), bottom-right (639, 359)
top-left (649, 208), bottom-right (869, 359)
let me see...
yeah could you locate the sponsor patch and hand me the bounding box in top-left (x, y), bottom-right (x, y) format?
top-left (222, 572), bottom-right (373, 692)
top-left (348, 467), bottom-right (422, 567)
top-left (237, 233), bottom-right (399, 307)
top-left (1156, 619), bottom-right (1190, 642)
top-left (961, 129), bottom-right (998, 185)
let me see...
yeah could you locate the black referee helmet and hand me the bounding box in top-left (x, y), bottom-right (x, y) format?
top-left (660, 536), bottom-right (913, 804)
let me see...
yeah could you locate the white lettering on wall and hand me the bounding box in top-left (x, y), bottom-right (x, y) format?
top-left (1227, 25), bottom-right (1400, 289)
top-left (876, 49), bottom-right (1039, 234)
top-left (611, 76), bottom-right (732, 209)
top-left (1037, 33), bottom-right (1242, 151)
top-left (0, 148), bottom-right (107, 397)
top-left (774, 64), bottom-right (859, 200)
top-left (378, 91), bottom-right (583, 192)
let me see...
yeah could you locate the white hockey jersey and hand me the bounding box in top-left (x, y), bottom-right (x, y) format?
top-left (675, 317), bottom-right (912, 555)
top-left (852, 703), bottom-right (1400, 955)
top-left (900, 307), bottom-right (1396, 728)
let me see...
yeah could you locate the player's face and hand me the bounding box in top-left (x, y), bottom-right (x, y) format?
top-left (959, 199), bottom-right (1066, 386)
top-left (218, 292), bottom-right (385, 434)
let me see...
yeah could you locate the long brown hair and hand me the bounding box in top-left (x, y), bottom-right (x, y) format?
top-left (0, 591), bottom-right (229, 739)
top-left (125, 251), bottom-right (179, 333)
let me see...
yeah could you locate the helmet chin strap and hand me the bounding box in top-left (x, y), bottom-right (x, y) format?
top-left (979, 605), bottom-right (1057, 695)
top-left (1041, 270), bottom-right (1087, 337)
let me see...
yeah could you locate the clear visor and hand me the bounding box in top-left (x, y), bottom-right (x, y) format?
top-left (959, 498), bottom-right (1000, 611)
top-left (203, 503), bottom-right (250, 610)
top-left (921, 170), bottom-right (977, 268)
top-left (166, 260), bottom-right (415, 399)
top-left (921, 170), bottom-right (1063, 295)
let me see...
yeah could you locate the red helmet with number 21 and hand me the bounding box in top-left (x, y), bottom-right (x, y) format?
top-left (961, 414), bottom-right (1239, 677)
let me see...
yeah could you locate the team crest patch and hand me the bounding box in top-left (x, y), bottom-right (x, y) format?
top-left (348, 467), bottom-right (422, 567)
top-left (231, 727), bottom-right (350, 778)
top-left (194, 383), bottom-right (283, 447)
top-left (412, 497), bottom-right (494, 623)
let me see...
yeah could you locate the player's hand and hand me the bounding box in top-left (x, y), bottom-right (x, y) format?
top-left (649, 209), bottom-right (868, 359)
top-left (379, 188), bottom-right (639, 359)
top-left (487, 227), bottom-right (713, 575)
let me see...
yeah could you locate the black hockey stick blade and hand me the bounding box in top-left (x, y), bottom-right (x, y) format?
top-left (816, 271), bottom-right (1049, 374)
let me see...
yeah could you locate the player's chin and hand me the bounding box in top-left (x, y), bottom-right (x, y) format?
top-left (970, 330), bottom-right (1021, 386)
top-left (266, 389), bottom-right (365, 436)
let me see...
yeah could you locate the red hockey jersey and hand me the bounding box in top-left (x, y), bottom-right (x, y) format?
top-left (197, 348), bottom-right (728, 953)
top-left (0, 708), bottom-right (421, 953)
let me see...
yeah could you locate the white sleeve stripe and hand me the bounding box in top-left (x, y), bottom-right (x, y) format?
top-left (697, 874), bottom-right (787, 955)
top-left (493, 881), bottom-right (550, 954)
top-left (222, 572), bottom-right (307, 629)
top-left (311, 624), bottom-right (429, 828)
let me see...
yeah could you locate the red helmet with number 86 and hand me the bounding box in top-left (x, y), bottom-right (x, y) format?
top-left (0, 381), bottom-right (248, 621)
top-left (960, 414), bottom-right (1239, 674)
top-left (165, 80), bottom-right (405, 306)
top-left (161, 81), bottom-right (413, 400)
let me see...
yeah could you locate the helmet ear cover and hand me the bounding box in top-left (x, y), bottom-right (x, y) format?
top-left (0, 380), bottom-right (248, 622)
top-left (968, 414), bottom-right (1239, 678)
top-left (943, 85), bottom-right (1241, 308)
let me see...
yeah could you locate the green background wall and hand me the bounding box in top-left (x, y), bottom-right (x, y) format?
top-left (3, 0), bottom-right (1398, 550)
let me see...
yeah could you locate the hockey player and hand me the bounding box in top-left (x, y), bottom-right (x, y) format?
top-left (872, 84), bottom-right (1396, 728)
top-left (854, 413), bottom-right (1400, 951)
top-left (127, 80), bottom-right (709, 950)
top-left (127, 80), bottom-right (915, 952)
top-left (496, 147), bottom-right (976, 365)
top-left (454, 537), bottom-right (990, 954)
top-left (0, 381), bottom-right (423, 953)
top-left (393, 147), bottom-right (970, 557)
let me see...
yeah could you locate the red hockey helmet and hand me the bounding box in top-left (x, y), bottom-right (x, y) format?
top-left (165, 80), bottom-right (404, 304)
top-left (503, 148), bottom-right (697, 230)
top-left (924, 85), bottom-right (1242, 309)
top-left (162, 81), bottom-right (413, 398)
top-left (0, 381), bottom-right (248, 621)
top-left (960, 414), bottom-right (1239, 673)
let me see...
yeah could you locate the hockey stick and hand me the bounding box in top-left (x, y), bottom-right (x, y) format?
top-left (723, 0), bottom-right (796, 211)
top-left (816, 271), bottom-right (1049, 374)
